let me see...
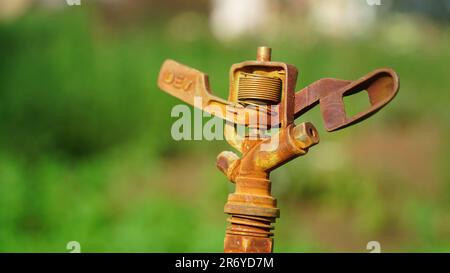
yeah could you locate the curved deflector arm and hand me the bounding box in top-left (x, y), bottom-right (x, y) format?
top-left (294, 68), bottom-right (399, 131)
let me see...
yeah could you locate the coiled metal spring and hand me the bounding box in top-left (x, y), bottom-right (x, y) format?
top-left (238, 72), bottom-right (282, 105)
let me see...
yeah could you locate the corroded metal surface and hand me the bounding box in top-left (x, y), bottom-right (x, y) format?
top-left (157, 47), bottom-right (399, 253)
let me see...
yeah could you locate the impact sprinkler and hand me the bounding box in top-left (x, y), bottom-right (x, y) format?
top-left (157, 47), bottom-right (399, 253)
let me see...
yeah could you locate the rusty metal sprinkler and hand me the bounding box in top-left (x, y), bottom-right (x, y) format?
top-left (157, 47), bottom-right (399, 253)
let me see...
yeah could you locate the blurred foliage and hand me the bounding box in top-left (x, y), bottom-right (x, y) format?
top-left (0, 4), bottom-right (450, 252)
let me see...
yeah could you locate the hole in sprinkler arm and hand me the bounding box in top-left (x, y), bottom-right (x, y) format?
top-left (343, 89), bottom-right (371, 118)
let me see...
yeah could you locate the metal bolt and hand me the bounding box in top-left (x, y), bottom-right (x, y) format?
top-left (256, 46), bottom-right (271, 62)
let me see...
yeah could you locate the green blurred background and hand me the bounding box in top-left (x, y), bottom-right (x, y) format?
top-left (0, 0), bottom-right (449, 252)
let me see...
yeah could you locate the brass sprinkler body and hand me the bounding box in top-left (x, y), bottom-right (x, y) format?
top-left (157, 47), bottom-right (399, 253)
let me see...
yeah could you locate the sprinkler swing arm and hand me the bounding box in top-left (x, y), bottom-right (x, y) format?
top-left (157, 47), bottom-right (399, 253)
